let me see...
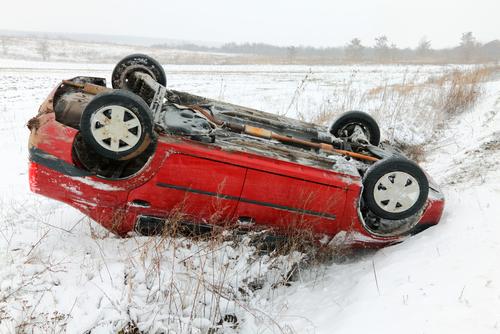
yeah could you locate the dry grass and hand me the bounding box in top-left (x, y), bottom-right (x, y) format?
top-left (367, 82), bottom-right (420, 96)
top-left (1, 194), bottom-right (348, 334)
top-left (300, 65), bottom-right (498, 159)
top-left (367, 66), bottom-right (495, 117)
top-left (435, 67), bottom-right (494, 115)
top-left (389, 141), bottom-right (426, 163)
top-left (306, 79), bottom-right (370, 125)
top-left (115, 215), bottom-right (321, 333)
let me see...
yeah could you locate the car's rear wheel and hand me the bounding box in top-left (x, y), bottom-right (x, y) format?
top-left (112, 54), bottom-right (167, 90)
top-left (363, 157), bottom-right (429, 220)
top-left (330, 111), bottom-right (380, 146)
top-left (80, 90), bottom-right (155, 161)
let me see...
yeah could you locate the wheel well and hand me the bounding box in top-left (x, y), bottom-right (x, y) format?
top-left (72, 132), bottom-right (155, 179)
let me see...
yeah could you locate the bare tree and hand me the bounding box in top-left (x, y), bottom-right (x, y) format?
top-left (345, 38), bottom-right (364, 61)
top-left (459, 32), bottom-right (479, 62)
top-left (287, 46), bottom-right (297, 61)
top-left (460, 32), bottom-right (476, 47)
top-left (1, 36), bottom-right (7, 55)
top-left (374, 35), bottom-right (389, 62)
top-left (416, 37), bottom-right (432, 58)
top-left (37, 39), bottom-right (50, 61)
top-left (389, 43), bottom-right (399, 62)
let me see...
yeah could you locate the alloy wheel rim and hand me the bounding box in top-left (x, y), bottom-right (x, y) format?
top-left (90, 105), bottom-right (142, 152)
top-left (373, 171), bottom-right (420, 213)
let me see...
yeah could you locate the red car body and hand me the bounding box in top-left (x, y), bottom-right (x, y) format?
top-left (28, 82), bottom-right (444, 247)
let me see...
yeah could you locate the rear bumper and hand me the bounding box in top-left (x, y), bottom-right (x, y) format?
top-left (28, 110), bottom-right (161, 235)
top-left (29, 153), bottom-right (132, 234)
top-left (336, 186), bottom-right (445, 248)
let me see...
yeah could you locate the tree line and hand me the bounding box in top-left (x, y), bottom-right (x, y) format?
top-left (154, 32), bottom-right (500, 64)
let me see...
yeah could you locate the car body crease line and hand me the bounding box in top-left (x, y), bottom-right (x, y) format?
top-left (155, 181), bottom-right (336, 220)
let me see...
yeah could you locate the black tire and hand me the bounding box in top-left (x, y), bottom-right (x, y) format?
top-left (330, 111), bottom-right (380, 146)
top-left (112, 54), bottom-right (167, 90)
top-left (363, 157), bottom-right (429, 220)
top-left (80, 90), bottom-right (155, 161)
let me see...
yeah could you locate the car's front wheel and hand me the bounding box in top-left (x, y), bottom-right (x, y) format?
top-left (80, 90), bottom-right (155, 161)
top-left (363, 157), bottom-right (429, 220)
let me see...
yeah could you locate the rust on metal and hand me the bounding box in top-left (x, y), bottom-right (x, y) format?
top-left (62, 80), bottom-right (111, 95)
top-left (27, 116), bottom-right (41, 131)
top-left (327, 147), bottom-right (379, 162)
top-left (244, 125), bottom-right (273, 139)
top-left (184, 103), bottom-right (380, 163)
top-left (59, 77), bottom-right (379, 164)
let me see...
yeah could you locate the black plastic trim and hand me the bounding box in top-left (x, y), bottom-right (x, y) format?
top-left (29, 147), bottom-right (91, 177)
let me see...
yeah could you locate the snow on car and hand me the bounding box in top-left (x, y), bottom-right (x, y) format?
top-left (27, 54), bottom-right (444, 246)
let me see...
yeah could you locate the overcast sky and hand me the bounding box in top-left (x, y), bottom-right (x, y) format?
top-left (1, 0), bottom-right (498, 48)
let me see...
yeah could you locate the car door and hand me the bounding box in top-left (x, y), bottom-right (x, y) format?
top-left (235, 168), bottom-right (347, 235)
top-left (128, 152), bottom-right (247, 225)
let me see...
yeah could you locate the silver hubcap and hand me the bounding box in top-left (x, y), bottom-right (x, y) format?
top-left (90, 105), bottom-right (142, 152)
top-left (373, 171), bottom-right (420, 213)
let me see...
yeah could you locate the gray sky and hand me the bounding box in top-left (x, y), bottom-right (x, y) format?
top-left (1, 0), bottom-right (498, 48)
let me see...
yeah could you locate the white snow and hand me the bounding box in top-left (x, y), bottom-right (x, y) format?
top-left (268, 76), bottom-right (500, 334)
top-left (0, 59), bottom-right (499, 333)
top-left (0, 36), bottom-right (239, 65)
top-left (69, 176), bottom-right (124, 191)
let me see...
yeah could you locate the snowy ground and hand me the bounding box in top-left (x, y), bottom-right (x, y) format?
top-left (0, 36), bottom-right (238, 64)
top-left (0, 59), bottom-right (499, 333)
top-left (270, 80), bottom-right (500, 333)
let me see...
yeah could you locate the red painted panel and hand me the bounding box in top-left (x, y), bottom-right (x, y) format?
top-left (127, 152), bottom-right (247, 225)
top-left (29, 161), bottom-right (130, 234)
top-left (31, 113), bottom-right (77, 165)
top-left (235, 169), bottom-right (347, 235)
top-left (157, 137), bottom-right (360, 187)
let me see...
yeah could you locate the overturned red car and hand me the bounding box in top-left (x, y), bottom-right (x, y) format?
top-left (28, 54), bottom-right (444, 247)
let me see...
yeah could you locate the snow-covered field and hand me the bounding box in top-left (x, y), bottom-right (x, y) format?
top-left (0, 36), bottom-right (238, 64)
top-left (0, 59), bottom-right (499, 333)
